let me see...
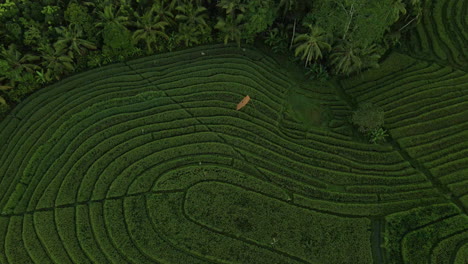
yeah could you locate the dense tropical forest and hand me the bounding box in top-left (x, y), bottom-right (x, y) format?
top-left (0, 0), bottom-right (422, 116)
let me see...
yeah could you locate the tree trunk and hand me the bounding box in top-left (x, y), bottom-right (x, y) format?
top-left (289, 19), bottom-right (297, 50)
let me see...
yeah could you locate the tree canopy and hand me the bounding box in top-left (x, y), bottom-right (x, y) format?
top-left (0, 0), bottom-right (423, 117)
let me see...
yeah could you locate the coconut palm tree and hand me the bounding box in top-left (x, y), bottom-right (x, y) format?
top-left (176, 23), bottom-right (201, 47)
top-left (95, 4), bottom-right (129, 33)
top-left (0, 44), bottom-right (40, 74)
top-left (39, 44), bottom-right (75, 80)
top-left (152, 0), bottom-right (177, 27)
top-left (330, 42), bottom-right (381, 76)
top-left (54, 25), bottom-right (97, 58)
top-left (293, 23), bottom-right (331, 67)
top-left (132, 6), bottom-right (170, 53)
top-left (388, 0), bottom-right (407, 22)
top-left (278, 0), bottom-right (296, 16)
top-left (0, 95), bottom-right (7, 106)
top-left (215, 15), bottom-right (244, 47)
top-left (175, 3), bottom-right (208, 28)
top-left (330, 42), bottom-right (362, 76)
top-left (217, 0), bottom-right (247, 17)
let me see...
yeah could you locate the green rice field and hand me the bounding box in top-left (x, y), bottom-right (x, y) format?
top-left (0, 0), bottom-right (467, 263)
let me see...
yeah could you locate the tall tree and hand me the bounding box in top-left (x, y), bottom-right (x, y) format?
top-left (175, 2), bottom-right (208, 28)
top-left (217, 0), bottom-right (247, 17)
top-left (330, 42), bottom-right (380, 76)
top-left (95, 4), bottom-right (129, 33)
top-left (54, 25), bottom-right (97, 58)
top-left (39, 44), bottom-right (75, 80)
top-left (242, 0), bottom-right (277, 37)
top-left (277, 0), bottom-right (296, 16)
top-left (152, 0), bottom-right (177, 27)
top-left (215, 15), bottom-right (243, 47)
top-left (293, 23), bottom-right (331, 67)
top-left (132, 6), bottom-right (169, 53)
top-left (0, 44), bottom-right (40, 75)
top-left (176, 23), bottom-right (201, 47)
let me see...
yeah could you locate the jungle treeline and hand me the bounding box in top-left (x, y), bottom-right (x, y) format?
top-left (0, 0), bottom-right (422, 115)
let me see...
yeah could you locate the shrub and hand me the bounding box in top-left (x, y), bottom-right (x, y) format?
top-left (305, 63), bottom-right (329, 81)
top-left (369, 127), bottom-right (389, 144)
top-left (351, 102), bottom-right (385, 133)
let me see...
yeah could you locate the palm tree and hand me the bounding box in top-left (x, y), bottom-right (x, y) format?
top-left (388, 0), bottom-right (407, 22)
top-left (95, 4), bottom-right (129, 33)
top-left (132, 6), bottom-right (170, 53)
top-left (0, 95), bottom-right (7, 106)
top-left (0, 81), bottom-right (13, 92)
top-left (330, 42), bottom-right (381, 76)
top-left (0, 44), bottom-right (40, 74)
top-left (293, 23), bottom-right (331, 67)
top-left (152, 0), bottom-right (177, 26)
top-left (54, 25), bottom-right (97, 58)
top-left (176, 23), bottom-right (201, 47)
top-left (215, 15), bottom-right (244, 47)
top-left (175, 3), bottom-right (208, 29)
top-left (217, 0), bottom-right (247, 17)
top-left (278, 0), bottom-right (296, 16)
top-left (39, 44), bottom-right (75, 80)
top-left (330, 42), bottom-right (362, 76)
top-left (330, 42), bottom-right (380, 75)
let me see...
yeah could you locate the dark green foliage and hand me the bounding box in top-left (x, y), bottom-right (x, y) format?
top-left (305, 63), bottom-right (329, 82)
top-left (310, 0), bottom-right (403, 46)
top-left (293, 23), bottom-right (331, 67)
top-left (0, 100), bottom-right (9, 114)
top-left (0, 0), bottom-right (422, 110)
top-left (383, 204), bottom-right (463, 264)
top-left (242, 0), bottom-right (277, 36)
top-left (38, 44), bottom-right (75, 80)
top-left (215, 15), bottom-right (243, 47)
top-left (0, 0), bottom-right (19, 22)
top-left (330, 41), bottom-right (381, 75)
top-left (263, 24), bottom-right (290, 54)
top-left (102, 23), bottom-right (135, 59)
top-left (132, 5), bottom-right (170, 53)
top-left (351, 102), bottom-right (385, 133)
top-left (22, 22), bottom-right (42, 46)
top-left (64, 2), bottom-right (91, 27)
top-left (54, 25), bottom-right (97, 57)
top-left (369, 127), bottom-right (389, 144)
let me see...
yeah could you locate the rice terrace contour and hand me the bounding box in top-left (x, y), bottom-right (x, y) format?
top-left (0, 0), bottom-right (467, 263)
top-left (0, 41), bottom-right (466, 263)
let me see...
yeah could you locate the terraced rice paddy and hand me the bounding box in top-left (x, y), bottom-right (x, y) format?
top-left (0, 1), bottom-right (467, 260)
top-left (340, 51), bottom-right (468, 263)
top-left (404, 0), bottom-right (467, 70)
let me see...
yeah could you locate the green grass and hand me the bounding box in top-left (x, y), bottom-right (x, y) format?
top-left (0, 40), bottom-right (466, 263)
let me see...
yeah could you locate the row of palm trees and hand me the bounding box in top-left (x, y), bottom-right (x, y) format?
top-left (0, 0), bottom-right (214, 91)
top-left (292, 23), bottom-right (382, 76)
top-left (289, 0), bottom-right (422, 76)
top-left (0, 0), bottom-right (423, 108)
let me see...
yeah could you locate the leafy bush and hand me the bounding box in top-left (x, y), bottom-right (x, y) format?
top-left (264, 27), bottom-right (289, 54)
top-left (351, 102), bottom-right (385, 133)
top-left (0, 97), bottom-right (10, 114)
top-left (305, 63), bottom-right (329, 81)
top-left (369, 127), bottom-right (388, 144)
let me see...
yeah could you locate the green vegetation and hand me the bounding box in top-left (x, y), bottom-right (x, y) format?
top-left (350, 102), bottom-right (388, 144)
top-left (0, 0), bottom-right (467, 263)
top-left (351, 102), bottom-right (385, 133)
top-left (0, 0), bottom-right (423, 116)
